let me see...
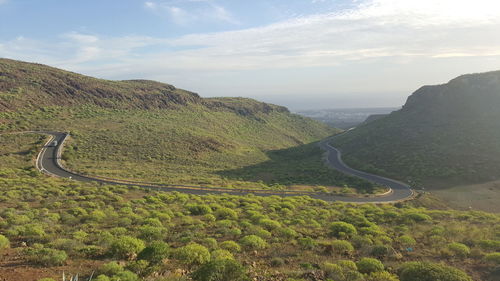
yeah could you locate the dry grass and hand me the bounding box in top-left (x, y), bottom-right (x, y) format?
top-left (431, 180), bottom-right (500, 213)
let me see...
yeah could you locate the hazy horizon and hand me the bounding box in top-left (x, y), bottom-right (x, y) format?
top-left (1, 0), bottom-right (500, 108)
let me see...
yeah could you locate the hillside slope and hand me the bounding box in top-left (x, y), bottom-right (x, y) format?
top-left (0, 58), bottom-right (375, 190)
top-left (331, 71), bottom-right (500, 188)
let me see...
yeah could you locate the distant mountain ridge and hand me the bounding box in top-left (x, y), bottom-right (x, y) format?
top-left (0, 58), bottom-right (287, 116)
top-left (331, 70), bottom-right (500, 188)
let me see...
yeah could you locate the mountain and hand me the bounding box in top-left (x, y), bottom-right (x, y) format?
top-left (331, 70), bottom-right (500, 188)
top-left (1, 58), bottom-right (369, 190)
top-left (0, 58), bottom-right (288, 114)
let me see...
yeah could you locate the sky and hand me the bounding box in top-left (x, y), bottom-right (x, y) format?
top-left (1, 0), bottom-right (500, 110)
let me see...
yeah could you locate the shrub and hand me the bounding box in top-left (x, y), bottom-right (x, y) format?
top-left (240, 235), bottom-right (267, 250)
top-left (137, 241), bottom-right (169, 264)
top-left (109, 270), bottom-right (140, 281)
top-left (270, 257), bottom-right (285, 267)
top-left (174, 243), bottom-right (211, 266)
top-left (138, 225), bottom-right (166, 241)
top-left (298, 237), bottom-right (317, 250)
top-left (484, 252), bottom-right (500, 264)
top-left (258, 219), bottom-right (281, 230)
top-left (191, 258), bottom-right (249, 281)
top-left (478, 239), bottom-right (500, 251)
top-left (109, 236), bottom-right (146, 260)
top-left (396, 235), bottom-right (416, 248)
top-left (220, 240), bottom-right (241, 253)
top-left (26, 248), bottom-right (67, 266)
top-left (211, 249), bottom-right (234, 261)
top-left (99, 261), bottom-right (124, 276)
top-left (357, 258), bottom-right (384, 274)
top-left (94, 275), bottom-right (110, 281)
top-left (371, 245), bottom-right (390, 258)
top-left (404, 212), bottom-right (432, 223)
top-left (188, 204), bottom-right (212, 215)
top-left (329, 240), bottom-right (354, 256)
top-left (446, 242), bottom-right (470, 258)
top-left (321, 262), bottom-right (343, 279)
top-left (214, 208), bottom-right (238, 220)
top-left (0, 234), bottom-right (10, 251)
top-left (337, 260), bottom-right (358, 271)
top-left (398, 262), bottom-right (472, 281)
top-left (201, 238), bottom-right (218, 250)
top-left (330, 222), bottom-right (357, 238)
top-left (367, 271), bottom-right (399, 281)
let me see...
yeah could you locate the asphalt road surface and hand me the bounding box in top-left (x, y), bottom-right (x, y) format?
top-left (35, 132), bottom-right (413, 203)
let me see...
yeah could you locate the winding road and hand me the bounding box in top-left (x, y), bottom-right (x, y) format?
top-left (34, 131), bottom-right (413, 203)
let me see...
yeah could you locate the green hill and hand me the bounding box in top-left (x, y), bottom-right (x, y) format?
top-left (0, 58), bottom-right (375, 190)
top-left (331, 70), bottom-right (500, 188)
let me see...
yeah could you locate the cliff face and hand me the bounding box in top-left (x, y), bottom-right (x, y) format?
top-left (331, 70), bottom-right (500, 188)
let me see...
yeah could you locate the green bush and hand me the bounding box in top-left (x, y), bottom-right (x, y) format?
top-left (214, 208), bottom-right (238, 220)
top-left (94, 275), bottom-right (111, 281)
top-left (484, 252), bottom-right (500, 264)
top-left (174, 243), bottom-right (211, 266)
top-left (26, 248), bottom-right (67, 266)
top-left (109, 236), bottom-right (146, 260)
top-left (478, 240), bottom-right (500, 251)
top-left (99, 261), bottom-right (124, 276)
top-left (0, 234), bottom-right (10, 251)
top-left (240, 235), bottom-right (267, 250)
top-left (137, 241), bottom-right (169, 264)
top-left (188, 204), bottom-right (213, 215)
top-left (211, 249), bottom-right (234, 261)
top-left (371, 245), bottom-right (390, 258)
top-left (270, 257), bottom-right (285, 267)
top-left (446, 243), bottom-right (470, 258)
top-left (220, 240), bottom-right (241, 253)
top-left (367, 271), bottom-right (399, 281)
top-left (398, 262), bottom-right (472, 281)
top-left (329, 240), bottom-right (354, 256)
top-left (396, 235), bottom-right (416, 248)
top-left (357, 258), bottom-right (384, 274)
top-left (298, 237), bottom-right (317, 250)
top-left (330, 222), bottom-right (357, 238)
top-left (192, 259), bottom-right (249, 281)
top-left (321, 262), bottom-right (343, 279)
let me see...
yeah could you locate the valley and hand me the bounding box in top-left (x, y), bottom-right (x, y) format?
top-left (1, 59), bottom-right (499, 281)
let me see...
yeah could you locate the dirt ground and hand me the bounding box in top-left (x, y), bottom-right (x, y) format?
top-left (0, 247), bottom-right (100, 281)
top-left (430, 180), bottom-right (500, 213)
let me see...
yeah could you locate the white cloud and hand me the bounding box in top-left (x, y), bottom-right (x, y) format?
top-left (144, 0), bottom-right (238, 25)
top-left (2, 0), bottom-right (500, 104)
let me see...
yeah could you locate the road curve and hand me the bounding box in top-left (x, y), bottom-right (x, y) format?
top-left (34, 131), bottom-right (413, 203)
top-left (318, 137), bottom-right (414, 202)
